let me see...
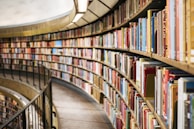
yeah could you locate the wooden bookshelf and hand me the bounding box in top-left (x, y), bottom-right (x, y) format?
top-left (2, 0), bottom-right (193, 129)
top-left (128, 51), bottom-right (194, 75)
top-left (152, 53), bottom-right (194, 75)
top-left (130, 49), bottom-right (152, 58)
top-left (98, 56), bottom-right (168, 128)
top-left (58, 78), bottom-right (102, 104)
top-left (129, 80), bottom-right (167, 129)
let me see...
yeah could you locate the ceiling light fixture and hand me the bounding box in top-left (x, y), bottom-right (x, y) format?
top-left (72, 0), bottom-right (89, 23)
top-left (72, 13), bottom-right (84, 22)
top-left (77, 0), bottom-right (89, 12)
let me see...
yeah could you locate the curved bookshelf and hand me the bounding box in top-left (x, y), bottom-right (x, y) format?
top-left (94, 55), bottom-right (168, 129)
top-left (152, 54), bottom-right (194, 75)
top-left (129, 50), bottom-right (194, 75)
top-left (51, 55), bottom-right (141, 129)
top-left (55, 77), bottom-right (101, 104)
top-left (1, 0), bottom-right (192, 129)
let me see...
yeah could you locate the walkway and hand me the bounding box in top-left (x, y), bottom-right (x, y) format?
top-left (52, 79), bottom-right (114, 129)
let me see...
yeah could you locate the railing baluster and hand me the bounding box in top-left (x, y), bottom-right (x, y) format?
top-left (42, 92), bottom-right (46, 129)
top-left (38, 62), bottom-right (41, 90)
top-left (11, 59), bottom-right (14, 79)
top-left (19, 59), bottom-right (22, 81)
top-left (26, 60), bottom-right (29, 83)
top-left (33, 60), bottom-right (35, 86)
top-left (2, 59), bottom-right (5, 77)
top-left (22, 111), bottom-right (26, 129)
top-left (44, 65), bottom-right (46, 85)
top-left (50, 81), bottom-right (53, 128)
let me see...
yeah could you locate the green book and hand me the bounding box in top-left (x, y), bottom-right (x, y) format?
top-left (125, 109), bottom-right (131, 129)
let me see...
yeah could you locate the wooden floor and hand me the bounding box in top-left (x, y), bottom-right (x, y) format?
top-left (52, 79), bottom-right (114, 129)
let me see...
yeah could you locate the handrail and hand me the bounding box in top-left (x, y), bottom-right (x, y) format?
top-left (0, 59), bottom-right (53, 129)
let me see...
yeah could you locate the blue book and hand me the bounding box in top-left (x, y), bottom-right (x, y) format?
top-left (32, 54), bottom-right (35, 60)
top-left (52, 48), bottom-right (57, 54)
top-left (142, 18), bottom-right (147, 52)
top-left (178, 77), bottom-right (194, 129)
top-left (190, 95), bottom-right (194, 129)
top-left (170, 0), bottom-right (175, 59)
top-left (136, 25), bottom-right (139, 50)
top-left (138, 18), bottom-right (142, 51)
top-left (55, 40), bottom-right (62, 47)
top-left (120, 78), bottom-right (124, 95)
top-left (151, 13), bottom-right (157, 53)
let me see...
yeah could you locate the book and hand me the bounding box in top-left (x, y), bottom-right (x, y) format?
top-left (186, 0), bottom-right (190, 63)
top-left (188, 0), bottom-right (194, 64)
top-left (140, 61), bottom-right (161, 95)
top-left (151, 12), bottom-right (157, 53)
top-left (125, 109), bottom-right (131, 129)
top-left (155, 66), bottom-right (163, 116)
top-left (147, 9), bottom-right (158, 53)
top-left (168, 80), bottom-right (178, 129)
top-left (190, 94), bottom-right (194, 129)
top-left (178, 77), bottom-right (194, 129)
top-left (143, 67), bottom-right (156, 97)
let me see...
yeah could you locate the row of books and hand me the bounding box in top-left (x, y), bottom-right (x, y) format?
top-left (103, 96), bottom-right (143, 129)
top-left (4, 48), bottom-right (192, 128)
top-left (53, 53), bottom-right (194, 129)
top-left (1, 40), bottom-right (62, 48)
top-left (3, 16), bottom-right (193, 63)
top-left (0, 94), bottom-right (21, 123)
top-left (128, 87), bottom-right (161, 129)
top-left (0, 2), bottom-right (188, 64)
top-left (103, 97), bottom-right (123, 129)
top-left (68, 77), bottom-right (102, 103)
top-left (50, 58), bottom-right (138, 126)
top-left (1, 32), bottom-right (128, 49)
top-left (2, 54), bottom-right (52, 61)
top-left (50, 55), bottom-right (160, 128)
top-left (6, 50), bottom-right (194, 123)
top-left (4, 14), bottom-right (194, 63)
top-left (131, 57), bottom-right (194, 129)
top-left (53, 71), bottom-right (102, 103)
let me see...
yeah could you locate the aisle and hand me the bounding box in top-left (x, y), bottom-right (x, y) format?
top-left (52, 79), bottom-right (114, 129)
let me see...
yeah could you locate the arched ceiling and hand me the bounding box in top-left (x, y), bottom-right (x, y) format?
top-left (0, 0), bottom-right (119, 37)
top-left (0, 0), bottom-right (74, 27)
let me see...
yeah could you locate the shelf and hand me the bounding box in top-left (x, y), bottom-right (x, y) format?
top-left (128, 51), bottom-right (194, 75)
top-left (129, 110), bottom-right (141, 129)
top-left (0, 0), bottom-right (180, 128)
top-left (51, 68), bottom-right (99, 89)
top-left (96, 59), bottom-right (167, 129)
top-left (52, 59), bottom-right (141, 129)
top-left (130, 49), bottom-right (152, 58)
top-left (152, 54), bottom-right (194, 75)
top-left (55, 77), bottom-right (101, 104)
top-left (129, 0), bottom-right (165, 22)
top-left (129, 80), bottom-right (166, 129)
top-left (146, 99), bottom-right (166, 129)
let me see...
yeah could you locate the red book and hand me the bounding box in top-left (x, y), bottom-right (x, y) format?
top-left (116, 117), bottom-right (123, 129)
top-left (143, 67), bottom-right (156, 97)
top-left (112, 70), bottom-right (116, 86)
top-left (132, 59), bottom-right (136, 81)
top-left (162, 67), bottom-right (189, 120)
top-left (130, 89), bottom-right (136, 110)
top-left (143, 108), bottom-right (150, 129)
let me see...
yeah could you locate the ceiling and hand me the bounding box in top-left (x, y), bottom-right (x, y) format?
top-left (0, 0), bottom-right (74, 27)
top-left (0, 0), bottom-right (119, 37)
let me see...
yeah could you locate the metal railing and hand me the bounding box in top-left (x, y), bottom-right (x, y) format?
top-left (0, 59), bottom-right (53, 129)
